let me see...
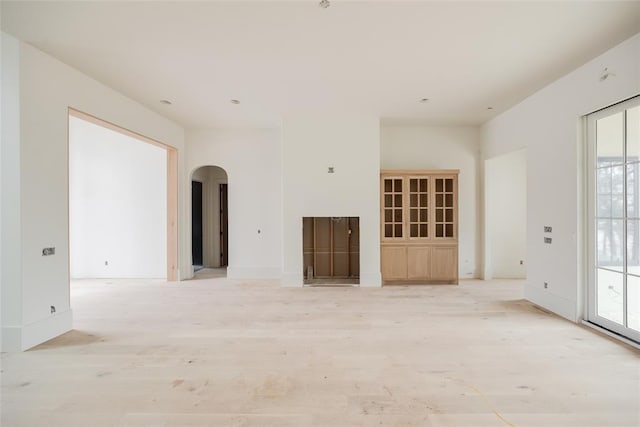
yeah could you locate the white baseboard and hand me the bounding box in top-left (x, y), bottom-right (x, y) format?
top-left (359, 272), bottom-right (382, 287)
top-left (524, 285), bottom-right (577, 322)
top-left (281, 272), bottom-right (304, 287)
top-left (227, 266), bottom-right (281, 280)
top-left (2, 309), bottom-right (73, 352)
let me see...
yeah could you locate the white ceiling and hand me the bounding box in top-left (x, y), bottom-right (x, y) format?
top-left (2, 1), bottom-right (639, 129)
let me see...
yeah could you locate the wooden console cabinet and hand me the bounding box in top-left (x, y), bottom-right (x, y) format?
top-left (380, 170), bottom-right (459, 284)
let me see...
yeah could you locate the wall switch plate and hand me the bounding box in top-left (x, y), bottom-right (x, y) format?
top-left (327, 167), bottom-right (334, 173)
top-left (50, 305), bottom-right (56, 314)
top-left (544, 282), bottom-right (549, 289)
top-left (520, 260), bottom-right (524, 265)
top-left (544, 237), bottom-right (552, 244)
top-left (544, 226), bottom-right (552, 233)
top-left (42, 247), bottom-right (55, 256)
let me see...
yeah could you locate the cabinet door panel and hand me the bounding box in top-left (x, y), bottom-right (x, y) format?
top-left (407, 246), bottom-right (431, 279)
top-left (430, 246), bottom-right (458, 280)
top-left (381, 246), bottom-right (408, 280)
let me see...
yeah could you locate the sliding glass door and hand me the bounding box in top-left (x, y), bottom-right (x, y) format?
top-left (587, 96), bottom-right (640, 342)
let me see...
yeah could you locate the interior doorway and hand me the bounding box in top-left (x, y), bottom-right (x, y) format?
top-left (220, 183), bottom-right (229, 267)
top-left (190, 166), bottom-right (229, 274)
top-left (192, 181), bottom-right (204, 269)
top-left (68, 108), bottom-right (178, 281)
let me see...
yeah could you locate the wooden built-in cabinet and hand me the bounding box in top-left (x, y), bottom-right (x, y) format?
top-left (380, 170), bottom-right (459, 284)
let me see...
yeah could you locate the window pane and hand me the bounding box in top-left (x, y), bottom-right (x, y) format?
top-left (394, 179), bottom-right (402, 191)
top-left (597, 269), bottom-right (624, 325)
top-left (420, 179), bottom-right (428, 192)
top-left (420, 209), bottom-right (428, 222)
top-left (394, 209), bottom-right (402, 222)
top-left (627, 105), bottom-right (640, 162)
top-left (410, 224), bottom-right (418, 237)
top-left (597, 167), bottom-right (612, 193)
top-left (384, 179), bottom-right (392, 192)
top-left (445, 179), bottom-right (453, 192)
top-left (628, 275), bottom-right (640, 332)
top-left (628, 164), bottom-right (639, 218)
top-left (384, 224), bottom-right (392, 238)
top-left (597, 219), bottom-right (624, 271)
top-left (394, 224), bottom-right (402, 237)
top-left (628, 220), bottom-right (640, 275)
top-left (410, 179), bottom-right (417, 192)
top-left (597, 112), bottom-right (623, 165)
top-left (410, 209), bottom-right (417, 222)
top-left (384, 209), bottom-right (392, 222)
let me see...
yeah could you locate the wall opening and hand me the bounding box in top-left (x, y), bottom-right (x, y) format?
top-left (190, 166), bottom-right (229, 277)
top-left (302, 217), bottom-right (360, 285)
top-left (484, 148), bottom-right (527, 279)
top-left (68, 109), bottom-right (178, 282)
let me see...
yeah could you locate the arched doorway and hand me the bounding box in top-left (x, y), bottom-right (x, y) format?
top-left (191, 166), bottom-right (229, 275)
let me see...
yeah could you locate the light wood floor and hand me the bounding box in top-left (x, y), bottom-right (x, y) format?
top-left (1, 275), bottom-right (638, 427)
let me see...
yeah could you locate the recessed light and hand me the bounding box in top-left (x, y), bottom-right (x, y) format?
top-left (230, 99), bottom-right (240, 105)
top-left (420, 98), bottom-right (429, 103)
top-left (160, 99), bottom-right (172, 105)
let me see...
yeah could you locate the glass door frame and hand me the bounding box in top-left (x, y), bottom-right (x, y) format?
top-left (586, 95), bottom-right (640, 343)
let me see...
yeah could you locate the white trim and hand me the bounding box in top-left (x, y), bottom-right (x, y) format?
top-left (359, 272), bottom-right (382, 287)
top-left (581, 320), bottom-right (640, 350)
top-left (227, 266), bottom-right (281, 280)
top-left (2, 309), bottom-right (74, 352)
top-left (281, 272), bottom-right (304, 287)
top-left (585, 95), bottom-right (640, 342)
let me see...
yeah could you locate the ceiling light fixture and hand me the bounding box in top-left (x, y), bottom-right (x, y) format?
top-left (160, 99), bottom-right (172, 105)
top-left (319, 0), bottom-right (330, 9)
top-left (230, 99), bottom-right (240, 104)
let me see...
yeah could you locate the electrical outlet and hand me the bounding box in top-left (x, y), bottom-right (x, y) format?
top-left (42, 247), bottom-right (55, 256)
top-left (544, 237), bottom-right (552, 244)
top-left (544, 282), bottom-right (549, 289)
top-left (50, 305), bottom-right (56, 314)
top-left (544, 226), bottom-right (552, 233)
top-left (520, 260), bottom-right (524, 265)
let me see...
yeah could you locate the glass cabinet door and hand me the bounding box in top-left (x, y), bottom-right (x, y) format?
top-left (408, 177), bottom-right (429, 238)
top-left (382, 178), bottom-right (404, 238)
top-left (433, 177), bottom-right (456, 239)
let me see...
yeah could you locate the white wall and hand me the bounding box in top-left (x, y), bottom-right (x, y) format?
top-left (187, 129), bottom-right (282, 279)
top-left (481, 33), bottom-right (640, 321)
top-left (1, 34), bottom-right (23, 351)
top-left (1, 33), bottom-right (186, 351)
top-left (485, 148), bottom-right (526, 279)
top-left (282, 114), bottom-right (381, 287)
top-left (69, 116), bottom-right (167, 278)
top-left (380, 125), bottom-right (481, 278)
